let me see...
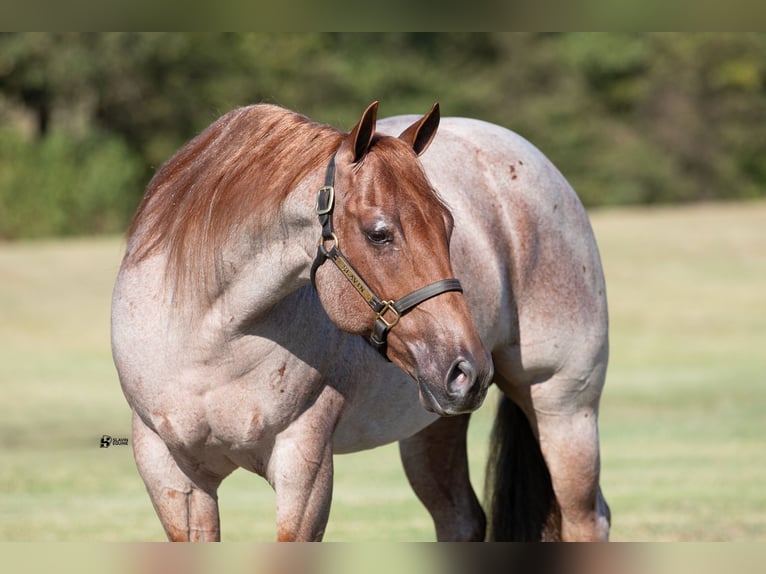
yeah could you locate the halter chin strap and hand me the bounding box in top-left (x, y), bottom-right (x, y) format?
top-left (310, 152), bottom-right (464, 358)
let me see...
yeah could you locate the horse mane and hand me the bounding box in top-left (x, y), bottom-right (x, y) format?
top-left (124, 104), bottom-right (344, 299)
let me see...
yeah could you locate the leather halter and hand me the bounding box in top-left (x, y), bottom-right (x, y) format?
top-left (310, 152), bottom-right (463, 358)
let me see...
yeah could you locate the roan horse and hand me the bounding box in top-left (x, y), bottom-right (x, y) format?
top-left (111, 101), bottom-right (610, 541)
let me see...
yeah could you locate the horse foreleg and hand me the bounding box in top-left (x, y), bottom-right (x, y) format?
top-left (131, 410), bottom-right (223, 542)
top-left (269, 430), bottom-right (334, 541)
top-left (399, 415), bottom-right (486, 541)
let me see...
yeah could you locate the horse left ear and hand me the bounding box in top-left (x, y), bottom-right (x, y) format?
top-left (399, 102), bottom-right (440, 156)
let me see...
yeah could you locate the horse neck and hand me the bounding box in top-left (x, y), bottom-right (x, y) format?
top-left (210, 178), bottom-right (320, 331)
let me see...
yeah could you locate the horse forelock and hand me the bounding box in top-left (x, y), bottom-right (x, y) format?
top-left (124, 104), bottom-right (343, 300)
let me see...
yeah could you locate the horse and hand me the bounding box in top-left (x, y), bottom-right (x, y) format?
top-left (111, 101), bottom-right (610, 542)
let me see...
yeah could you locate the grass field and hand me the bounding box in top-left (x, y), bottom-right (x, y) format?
top-left (1, 201), bottom-right (764, 541)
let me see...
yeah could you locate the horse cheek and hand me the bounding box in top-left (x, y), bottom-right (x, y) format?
top-left (313, 268), bottom-right (370, 336)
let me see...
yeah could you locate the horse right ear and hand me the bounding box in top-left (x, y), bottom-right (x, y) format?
top-left (398, 102), bottom-right (440, 156)
top-left (348, 101), bottom-right (379, 163)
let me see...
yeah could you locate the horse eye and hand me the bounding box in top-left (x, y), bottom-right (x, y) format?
top-left (365, 228), bottom-right (391, 245)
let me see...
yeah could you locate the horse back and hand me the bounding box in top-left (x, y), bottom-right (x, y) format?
top-left (379, 116), bottom-right (609, 381)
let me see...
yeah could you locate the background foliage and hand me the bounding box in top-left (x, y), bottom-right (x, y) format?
top-left (1, 32), bottom-right (765, 238)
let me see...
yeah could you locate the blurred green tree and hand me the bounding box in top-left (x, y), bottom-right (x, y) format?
top-left (1, 33), bottom-right (765, 238)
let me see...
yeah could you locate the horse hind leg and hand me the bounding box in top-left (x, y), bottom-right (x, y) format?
top-left (514, 364), bottom-right (610, 542)
top-left (484, 389), bottom-right (560, 541)
top-left (531, 377), bottom-right (611, 541)
top-left (488, 365), bottom-right (610, 541)
top-left (399, 414), bottom-right (486, 541)
top-left (131, 410), bottom-right (228, 541)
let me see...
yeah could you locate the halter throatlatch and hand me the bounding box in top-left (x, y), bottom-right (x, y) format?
top-left (310, 152), bottom-right (464, 359)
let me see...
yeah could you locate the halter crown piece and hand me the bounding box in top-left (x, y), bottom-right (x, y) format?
top-left (310, 152), bottom-right (464, 359)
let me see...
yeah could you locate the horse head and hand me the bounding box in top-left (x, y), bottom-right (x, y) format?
top-left (312, 101), bottom-right (493, 416)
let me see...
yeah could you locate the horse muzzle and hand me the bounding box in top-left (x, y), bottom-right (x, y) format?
top-left (417, 351), bottom-right (494, 416)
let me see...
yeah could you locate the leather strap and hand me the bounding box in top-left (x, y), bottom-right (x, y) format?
top-left (391, 278), bottom-right (463, 316)
top-left (369, 278), bottom-right (463, 354)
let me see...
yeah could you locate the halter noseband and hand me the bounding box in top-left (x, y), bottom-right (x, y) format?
top-left (310, 152), bottom-right (463, 359)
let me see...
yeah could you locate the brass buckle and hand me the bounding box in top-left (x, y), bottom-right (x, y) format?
top-left (376, 300), bottom-right (400, 330)
top-left (316, 185), bottom-right (335, 215)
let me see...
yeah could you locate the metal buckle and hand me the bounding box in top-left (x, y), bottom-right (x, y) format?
top-left (316, 185), bottom-right (335, 215)
top-left (376, 300), bottom-right (400, 330)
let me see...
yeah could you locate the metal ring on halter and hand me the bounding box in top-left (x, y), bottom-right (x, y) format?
top-left (318, 232), bottom-right (339, 251)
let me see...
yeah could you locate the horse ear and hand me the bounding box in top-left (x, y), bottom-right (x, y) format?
top-left (349, 101), bottom-right (379, 163)
top-left (399, 102), bottom-right (440, 156)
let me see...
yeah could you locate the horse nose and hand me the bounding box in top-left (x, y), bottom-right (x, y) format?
top-left (444, 353), bottom-right (494, 412)
top-left (445, 357), bottom-right (479, 400)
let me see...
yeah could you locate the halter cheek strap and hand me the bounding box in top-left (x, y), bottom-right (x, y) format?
top-left (310, 152), bottom-right (463, 359)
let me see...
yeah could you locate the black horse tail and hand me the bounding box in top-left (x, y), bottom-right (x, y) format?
top-left (484, 394), bottom-right (561, 541)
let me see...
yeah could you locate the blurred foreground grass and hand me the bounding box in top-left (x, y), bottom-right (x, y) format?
top-left (0, 201), bottom-right (764, 541)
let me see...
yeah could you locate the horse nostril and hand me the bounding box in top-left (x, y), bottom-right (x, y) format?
top-left (446, 358), bottom-right (477, 398)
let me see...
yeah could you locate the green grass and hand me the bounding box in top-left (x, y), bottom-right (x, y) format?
top-left (593, 201), bottom-right (766, 541)
top-left (1, 201), bottom-right (764, 541)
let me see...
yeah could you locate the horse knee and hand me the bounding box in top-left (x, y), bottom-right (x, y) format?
top-left (132, 412), bottom-right (224, 541)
